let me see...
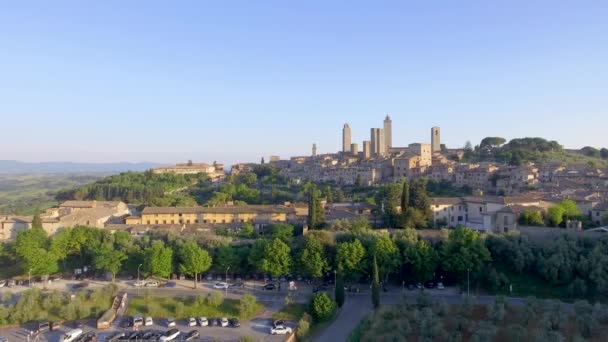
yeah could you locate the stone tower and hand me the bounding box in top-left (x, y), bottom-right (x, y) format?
top-left (351, 143), bottom-right (359, 156)
top-left (431, 127), bottom-right (441, 152)
top-left (371, 128), bottom-right (386, 157)
top-left (312, 143), bottom-right (318, 156)
top-left (342, 123), bottom-right (352, 153)
top-left (383, 115), bottom-right (392, 152)
top-left (363, 141), bottom-right (371, 159)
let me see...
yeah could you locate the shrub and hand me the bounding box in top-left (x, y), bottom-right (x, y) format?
top-left (207, 291), bottom-right (224, 308)
top-left (238, 294), bottom-right (258, 319)
top-left (310, 293), bottom-right (336, 322)
top-left (297, 313), bottom-right (312, 339)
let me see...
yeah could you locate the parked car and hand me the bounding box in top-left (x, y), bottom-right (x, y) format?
top-left (159, 329), bottom-right (180, 342)
top-left (424, 282), bottom-right (435, 289)
top-left (185, 330), bottom-right (200, 341)
top-left (230, 282), bottom-right (245, 288)
top-left (205, 274), bottom-right (213, 281)
top-left (37, 321), bottom-right (50, 333)
top-left (209, 318), bottom-right (219, 327)
top-left (273, 319), bottom-right (285, 328)
top-left (60, 328), bottom-right (83, 342)
top-left (0, 280), bottom-right (6, 288)
top-left (229, 318), bottom-right (240, 327)
top-left (213, 282), bottom-right (229, 289)
top-left (106, 332), bottom-right (125, 342)
top-left (313, 285), bottom-right (329, 293)
top-left (132, 315), bottom-right (144, 327)
top-left (197, 317), bottom-right (209, 327)
top-left (407, 284), bottom-right (415, 291)
top-left (270, 326), bottom-right (293, 335)
top-left (133, 280), bottom-right (146, 287)
top-left (73, 282), bottom-right (89, 289)
top-left (7, 279), bottom-right (15, 287)
top-left (220, 317), bottom-right (229, 327)
top-left (166, 317), bottom-right (176, 327)
top-left (187, 317), bottom-right (197, 327)
top-left (142, 332), bottom-right (156, 340)
top-left (144, 317), bottom-right (153, 326)
top-left (145, 281), bottom-right (159, 287)
top-left (416, 282), bottom-right (423, 290)
top-left (263, 283), bottom-right (276, 291)
top-left (436, 282), bottom-right (445, 290)
top-left (79, 331), bottom-right (96, 342)
top-left (50, 321), bottom-right (62, 331)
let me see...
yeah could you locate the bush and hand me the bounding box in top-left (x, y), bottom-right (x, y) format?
top-left (238, 294), bottom-right (258, 319)
top-left (174, 302), bottom-right (185, 318)
top-left (207, 291), bottom-right (224, 308)
top-left (297, 313), bottom-right (312, 339)
top-left (310, 293), bottom-right (337, 322)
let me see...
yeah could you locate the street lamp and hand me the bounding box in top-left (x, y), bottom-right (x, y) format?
top-left (28, 268), bottom-right (33, 288)
top-left (137, 264), bottom-right (143, 283)
top-left (225, 267), bottom-right (230, 297)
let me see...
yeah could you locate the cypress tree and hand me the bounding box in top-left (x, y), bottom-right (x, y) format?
top-left (401, 179), bottom-right (409, 214)
top-left (335, 271), bottom-right (345, 308)
top-left (308, 188), bottom-right (317, 229)
top-left (31, 214), bottom-right (43, 230)
top-left (372, 255), bottom-right (380, 309)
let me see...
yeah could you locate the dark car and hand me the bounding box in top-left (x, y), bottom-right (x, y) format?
top-left (185, 330), bottom-right (200, 341)
top-left (424, 282), bottom-right (435, 289)
top-left (37, 321), bottom-right (50, 333)
top-left (229, 318), bottom-right (240, 327)
top-left (230, 282), bottom-right (245, 288)
top-left (80, 331), bottom-right (97, 342)
top-left (73, 281), bottom-right (89, 289)
top-left (106, 332), bottom-right (126, 342)
top-left (128, 332), bottom-right (144, 341)
top-left (216, 318), bottom-right (223, 326)
top-left (407, 284), bottom-right (416, 291)
top-left (49, 321), bottom-right (62, 331)
top-left (273, 319), bottom-right (285, 328)
top-left (263, 283), bottom-right (276, 291)
top-left (141, 331), bottom-right (156, 340)
top-left (209, 317), bottom-right (219, 326)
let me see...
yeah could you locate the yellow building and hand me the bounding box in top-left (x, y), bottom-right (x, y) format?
top-left (139, 205), bottom-right (298, 226)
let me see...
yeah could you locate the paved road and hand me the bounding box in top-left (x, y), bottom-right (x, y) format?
top-left (314, 288), bottom-right (569, 342)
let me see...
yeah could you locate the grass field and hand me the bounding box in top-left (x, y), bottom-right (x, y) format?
top-left (272, 303), bottom-right (307, 321)
top-left (0, 173), bottom-right (105, 214)
top-left (126, 294), bottom-right (263, 320)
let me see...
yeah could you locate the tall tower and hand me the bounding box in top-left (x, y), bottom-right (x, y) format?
top-left (371, 128), bottom-right (386, 157)
top-left (312, 143), bottom-right (318, 157)
top-left (363, 141), bottom-right (371, 159)
top-left (431, 127), bottom-right (441, 152)
top-left (383, 115), bottom-right (392, 152)
top-left (342, 123), bottom-right (352, 153)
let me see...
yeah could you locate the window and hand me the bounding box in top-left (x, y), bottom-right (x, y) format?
top-left (504, 216), bottom-right (508, 225)
top-left (179, 220), bottom-right (183, 224)
top-left (435, 205), bottom-right (439, 208)
top-left (155, 220), bottom-right (158, 224)
top-left (171, 220), bottom-right (175, 224)
top-left (479, 207), bottom-right (483, 213)
top-left (195, 219), bottom-right (199, 223)
top-left (179, 213), bottom-right (182, 217)
top-left (458, 216), bottom-right (463, 221)
top-left (163, 220), bottom-right (167, 224)
top-left (147, 220), bottom-right (151, 224)
top-left (222, 220), bottom-right (226, 223)
top-left (203, 220), bottom-right (207, 223)
top-left (459, 205), bottom-right (462, 211)
top-left (186, 220), bottom-right (190, 224)
top-left (443, 208), bottom-right (447, 212)
top-left (451, 217), bottom-right (454, 222)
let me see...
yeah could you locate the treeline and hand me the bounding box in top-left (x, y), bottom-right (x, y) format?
top-left (374, 179), bottom-right (433, 229)
top-left (56, 171), bottom-right (207, 206)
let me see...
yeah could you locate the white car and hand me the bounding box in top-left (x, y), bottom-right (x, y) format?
top-left (197, 317), bottom-right (208, 327)
top-left (133, 280), bottom-right (146, 287)
top-left (270, 326), bottom-right (293, 335)
top-left (436, 282), bottom-right (445, 290)
top-left (159, 329), bottom-right (180, 342)
top-left (166, 317), bottom-right (176, 327)
top-left (144, 317), bottom-right (154, 326)
top-left (187, 317), bottom-right (197, 327)
top-left (220, 317), bottom-right (229, 327)
top-left (213, 282), bottom-right (229, 289)
top-left (145, 281), bottom-right (159, 287)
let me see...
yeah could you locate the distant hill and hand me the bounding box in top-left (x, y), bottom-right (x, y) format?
top-left (0, 160), bottom-right (163, 174)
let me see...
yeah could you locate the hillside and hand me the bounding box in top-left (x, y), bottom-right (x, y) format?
top-left (0, 160), bottom-right (162, 174)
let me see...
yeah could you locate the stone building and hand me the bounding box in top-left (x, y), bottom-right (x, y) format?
top-left (342, 123), bottom-right (352, 153)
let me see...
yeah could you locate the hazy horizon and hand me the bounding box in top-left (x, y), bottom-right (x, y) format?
top-left (2, 1), bottom-right (607, 165)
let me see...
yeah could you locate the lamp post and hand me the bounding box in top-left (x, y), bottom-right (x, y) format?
top-left (28, 268), bottom-right (33, 288)
top-left (137, 264), bottom-right (143, 283)
top-left (225, 267), bottom-right (230, 297)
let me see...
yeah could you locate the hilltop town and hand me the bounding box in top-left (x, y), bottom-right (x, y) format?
top-left (2, 116), bottom-right (608, 242)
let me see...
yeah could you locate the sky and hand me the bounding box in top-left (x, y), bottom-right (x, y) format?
top-left (1, 1), bottom-right (607, 165)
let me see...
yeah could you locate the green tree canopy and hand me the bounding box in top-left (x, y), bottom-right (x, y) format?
top-left (336, 239), bottom-right (366, 281)
top-left (404, 239), bottom-right (439, 283)
top-left (144, 240), bottom-right (173, 278)
top-left (298, 235), bottom-right (329, 278)
top-left (177, 241), bottom-right (212, 288)
top-left (93, 243), bottom-right (126, 282)
top-left (441, 227), bottom-right (491, 279)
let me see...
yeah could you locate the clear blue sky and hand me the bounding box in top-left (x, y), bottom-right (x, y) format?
top-left (1, 1), bottom-right (607, 165)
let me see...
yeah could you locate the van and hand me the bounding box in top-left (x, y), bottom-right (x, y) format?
top-left (37, 321), bottom-right (50, 333)
top-left (60, 328), bottom-right (83, 342)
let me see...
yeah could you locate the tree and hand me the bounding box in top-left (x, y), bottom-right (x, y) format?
top-left (559, 199), bottom-right (581, 220)
top-left (298, 235), bottom-right (328, 279)
top-left (404, 239), bottom-right (439, 284)
top-left (519, 210), bottom-right (544, 226)
top-left (372, 255), bottom-right (380, 309)
top-left (31, 214), bottom-right (43, 230)
top-left (356, 174), bottom-right (363, 187)
top-left (335, 272), bottom-right (345, 308)
top-left (15, 228), bottom-right (58, 277)
top-left (547, 206), bottom-right (565, 227)
top-left (375, 182), bottom-right (402, 227)
top-left (258, 238), bottom-right (291, 277)
top-left (488, 298), bottom-right (506, 323)
top-left (239, 222), bottom-right (255, 238)
top-left (471, 321), bottom-right (497, 342)
top-left (238, 293), bottom-right (259, 319)
top-left (307, 185), bottom-right (325, 229)
top-left (401, 180), bottom-right (410, 214)
top-left (507, 324), bottom-right (527, 342)
top-left (409, 180), bottom-right (432, 225)
top-left (269, 224), bottom-right (294, 244)
top-left (178, 241), bottom-right (212, 289)
top-left (336, 240), bottom-right (366, 282)
top-left (310, 292), bottom-right (336, 322)
top-left (480, 137), bottom-right (506, 148)
top-left (441, 227), bottom-right (491, 281)
top-left (144, 240), bottom-right (173, 278)
top-left (370, 236), bottom-right (400, 282)
top-left (93, 243), bottom-right (126, 282)
top-left (601, 147), bottom-right (608, 159)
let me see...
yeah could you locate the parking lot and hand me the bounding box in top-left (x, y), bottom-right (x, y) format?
top-left (0, 317), bottom-right (294, 342)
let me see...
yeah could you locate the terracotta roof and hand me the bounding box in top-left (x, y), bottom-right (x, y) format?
top-left (430, 197), bottom-right (464, 205)
top-left (142, 205), bottom-right (296, 215)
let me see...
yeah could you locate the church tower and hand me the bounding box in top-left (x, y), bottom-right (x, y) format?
top-left (342, 123), bottom-right (352, 153)
top-left (383, 115), bottom-right (392, 152)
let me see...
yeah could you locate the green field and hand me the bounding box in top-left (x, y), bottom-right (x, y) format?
top-left (0, 173), bottom-right (105, 214)
top-left (126, 294), bottom-right (262, 319)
